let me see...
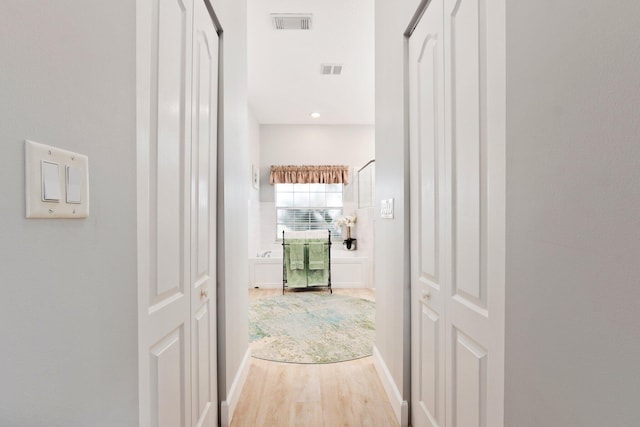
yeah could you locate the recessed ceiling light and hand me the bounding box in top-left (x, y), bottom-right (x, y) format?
top-left (310, 112), bottom-right (321, 119)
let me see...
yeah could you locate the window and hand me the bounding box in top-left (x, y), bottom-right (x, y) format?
top-left (275, 183), bottom-right (343, 239)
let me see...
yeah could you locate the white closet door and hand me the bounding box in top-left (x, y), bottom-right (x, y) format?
top-left (410, 0), bottom-right (505, 425)
top-left (137, 0), bottom-right (194, 425)
top-left (443, 0), bottom-right (505, 426)
top-left (409, 0), bottom-right (446, 425)
top-left (190, 0), bottom-right (219, 425)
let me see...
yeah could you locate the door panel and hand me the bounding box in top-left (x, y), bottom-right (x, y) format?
top-left (154, 0), bottom-right (190, 301)
top-left (453, 330), bottom-right (487, 427)
top-left (418, 35), bottom-right (439, 284)
top-left (449, 0), bottom-right (486, 310)
top-left (190, 1), bottom-right (218, 425)
top-left (195, 305), bottom-right (211, 417)
top-left (420, 306), bottom-right (440, 421)
top-left (151, 328), bottom-right (186, 427)
top-left (409, 0), bottom-right (446, 425)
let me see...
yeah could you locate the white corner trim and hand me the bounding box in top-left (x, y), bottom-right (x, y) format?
top-left (373, 346), bottom-right (409, 427)
top-left (220, 348), bottom-right (252, 427)
top-left (401, 400), bottom-right (409, 427)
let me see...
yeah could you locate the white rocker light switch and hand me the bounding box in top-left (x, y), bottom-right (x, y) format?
top-left (66, 165), bottom-right (82, 204)
top-left (41, 161), bottom-right (61, 202)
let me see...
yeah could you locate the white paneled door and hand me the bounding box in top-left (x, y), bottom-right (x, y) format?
top-left (409, 0), bottom-right (505, 426)
top-left (137, 0), bottom-right (219, 425)
top-left (190, 0), bottom-right (218, 425)
top-left (409, 0), bottom-right (446, 426)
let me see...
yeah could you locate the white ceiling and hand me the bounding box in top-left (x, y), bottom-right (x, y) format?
top-left (247, 0), bottom-right (375, 125)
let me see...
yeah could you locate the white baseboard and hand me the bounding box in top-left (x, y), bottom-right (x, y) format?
top-left (220, 348), bottom-right (252, 427)
top-left (373, 346), bottom-right (409, 427)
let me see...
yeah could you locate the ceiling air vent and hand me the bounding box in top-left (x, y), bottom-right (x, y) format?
top-left (320, 63), bottom-right (343, 75)
top-left (271, 14), bottom-right (313, 30)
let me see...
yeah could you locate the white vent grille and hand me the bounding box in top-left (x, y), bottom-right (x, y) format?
top-left (271, 14), bottom-right (313, 30)
top-left (320, 63), bottom-right (343, 75)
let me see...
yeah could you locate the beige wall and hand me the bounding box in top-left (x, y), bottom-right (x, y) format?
top-left (374, 0), bottom-right (421, 412)
top-left (505, 1), bottom-right (640, 425)
top-left (0, 1), bottom-right (138, 424)
top-left (211, 0), bottom-right (250, 418)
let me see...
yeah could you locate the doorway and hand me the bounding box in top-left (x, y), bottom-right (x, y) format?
top-left (242, 0), bottom-right (383, 425)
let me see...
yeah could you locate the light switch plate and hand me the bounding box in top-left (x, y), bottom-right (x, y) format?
top-left (381, 198), bottom-right (394, 219)
top-left (25, 140), bottom-right (89, 218)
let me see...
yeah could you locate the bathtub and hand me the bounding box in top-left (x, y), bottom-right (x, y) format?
top-left (248, 252), bottom-right (370, 288)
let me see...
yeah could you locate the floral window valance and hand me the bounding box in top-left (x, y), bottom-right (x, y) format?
top-left (269, 165), bottom-right (350, 185)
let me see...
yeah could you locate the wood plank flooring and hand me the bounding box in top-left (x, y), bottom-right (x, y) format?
top-left (233, 288), bottom-right (397, 427)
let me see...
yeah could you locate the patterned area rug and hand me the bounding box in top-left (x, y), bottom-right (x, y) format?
top-left (249, 292), bottom-right (375, 364)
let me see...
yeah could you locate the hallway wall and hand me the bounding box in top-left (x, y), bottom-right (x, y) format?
top-left (0, 1), bottom-right (138, 425)
top-left (505, 1), bottom-right (640, 425)
top-left (212, 0), bottom-right (251, 423)
top-left (374, 0), bottom-right (420, 417)
top-left (248, 108), bottom-right (261, 258)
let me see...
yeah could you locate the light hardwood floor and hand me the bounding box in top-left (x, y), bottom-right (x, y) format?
top-left (233, 288), bottom-right (398, 427)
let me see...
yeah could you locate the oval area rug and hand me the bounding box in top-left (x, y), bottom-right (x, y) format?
top-left (249, 292), bottom-right (375, 364)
